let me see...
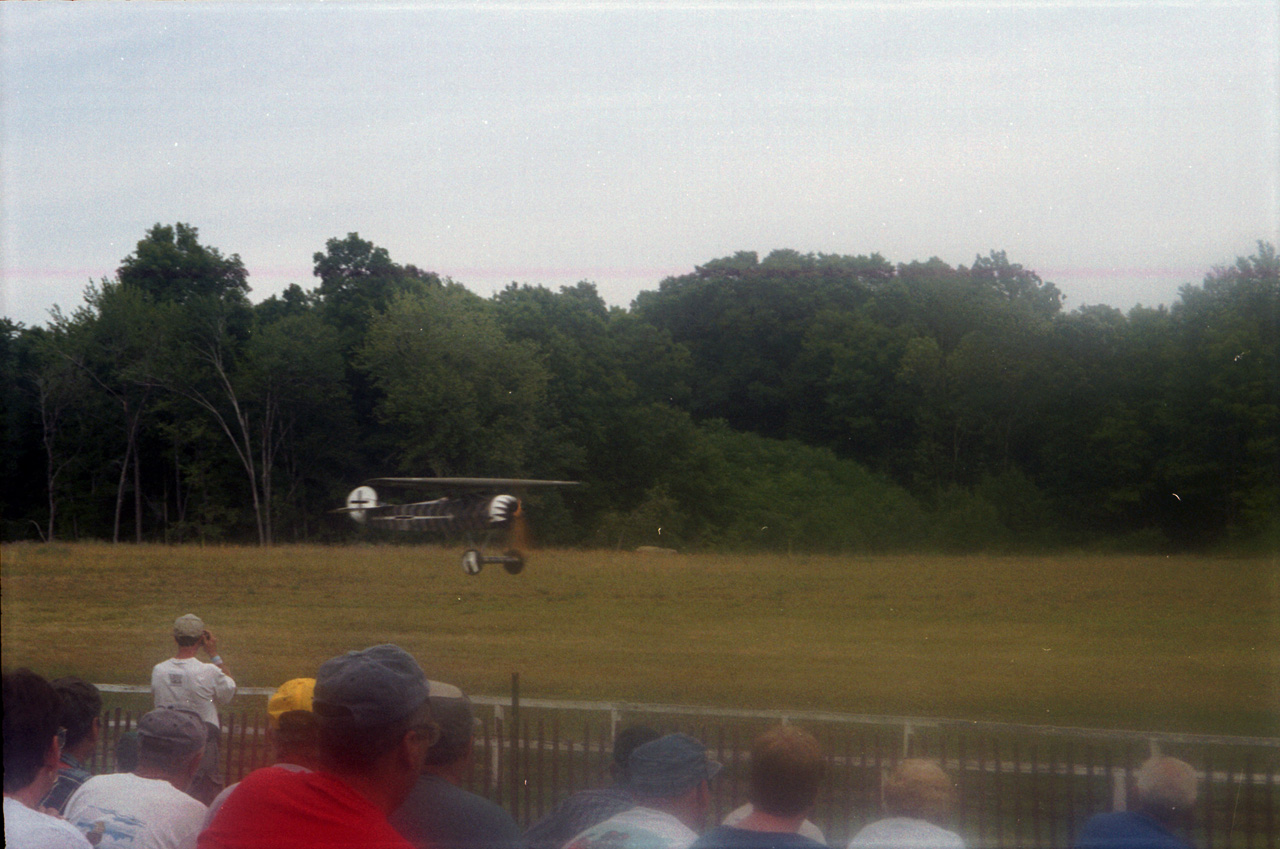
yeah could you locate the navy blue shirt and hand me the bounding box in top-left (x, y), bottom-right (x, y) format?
top-left (392, 775), bottom-right (525, 849)
top-left (1074, 812), bottom-right (1191, 849)
top-left (691, 825), bottom-right (827, 849)
top-left (41, 752), bottom-right (94, 814)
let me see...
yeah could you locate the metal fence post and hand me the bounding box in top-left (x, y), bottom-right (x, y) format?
top-left (509, 672), bottom-right (521, 825)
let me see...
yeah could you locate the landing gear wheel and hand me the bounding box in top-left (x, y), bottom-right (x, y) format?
top-left (461, 549), bottom-right (482, 576)
top-left (502, 551), bottom-right (525, 575)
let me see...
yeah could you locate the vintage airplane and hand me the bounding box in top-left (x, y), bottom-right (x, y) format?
top-left (336, 477), bottom-right (580, 575)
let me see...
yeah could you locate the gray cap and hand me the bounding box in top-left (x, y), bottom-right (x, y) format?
top-left (138, 707), bottom-right (207, 754)
top-left (173, 614), bottom-right (205, 639)
top-left (313, 644), bottom-right (430, 729)
top-left (627, 733), bottom-right (722, 798)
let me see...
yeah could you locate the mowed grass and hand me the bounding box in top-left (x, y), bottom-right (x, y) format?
top-left (2, 543), bottom-right (1276, 737)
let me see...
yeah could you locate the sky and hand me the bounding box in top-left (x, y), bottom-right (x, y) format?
top-left (2, 1), bottom-right (1277, 329)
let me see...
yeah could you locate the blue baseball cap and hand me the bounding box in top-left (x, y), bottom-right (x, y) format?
top-left (313, 644), bottom-right (430, 728)
top-left (627, 733), bottom-right (723, 797)
top-left (138, 706), bottom-right (207, 755)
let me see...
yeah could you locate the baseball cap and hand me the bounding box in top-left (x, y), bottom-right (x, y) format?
top-left (427, 680), bottom-right (464, 701)
top-left (138, 707), bottom-right (207, 754)
top-left (627, 733), bottom-right (723, 798)
top-left (267, 678), bottom-right (316, 727)
top-left (173, 614), bottom-right (205, 639)
top-left (313, 644), bottom-right (430, 729)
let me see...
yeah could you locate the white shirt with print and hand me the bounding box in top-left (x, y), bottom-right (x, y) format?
top-left (566, 805), bottom-right (699, 849)
top-left (65, 773), bottom-right (207, 849)
top-left (150, 657), bottom-right (236, 727)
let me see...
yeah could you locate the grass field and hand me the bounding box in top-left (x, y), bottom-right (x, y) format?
top-left (2, 543), bottom-right (1276, 738)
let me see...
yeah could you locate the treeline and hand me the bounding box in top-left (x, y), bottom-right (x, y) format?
top-left (2, 224), bottom-right (1276, 552)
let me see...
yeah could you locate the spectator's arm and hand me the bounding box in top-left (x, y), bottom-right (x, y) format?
top-left (212, 670), bottom-right (237, 705)
top-left (201, 632), bottom-right (231, 676)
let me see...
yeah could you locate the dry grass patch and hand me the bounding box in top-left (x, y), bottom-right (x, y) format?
top-left (2, 543), bottom-right (1275, 736)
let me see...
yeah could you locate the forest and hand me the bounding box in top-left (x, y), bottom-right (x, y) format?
top-left (2, 224), bottom-right (1276, 552)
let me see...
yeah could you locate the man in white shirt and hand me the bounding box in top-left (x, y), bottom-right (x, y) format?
top-left (65, 707), bottom-right (208, 849)
top-left (3, 668), bottom-right (94, 849)
top-left (847, 759), bottom-right (965, 849)
top-left (564, 733), bottom-right (722, 849)
top-left (151, 613), bottom-right (236, 802)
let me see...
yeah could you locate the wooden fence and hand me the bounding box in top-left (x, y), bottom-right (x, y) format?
top-left (92, 688), bottom-right (1279, 849)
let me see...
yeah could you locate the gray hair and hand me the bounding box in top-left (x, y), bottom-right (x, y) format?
top-left (137, 735), bottom-right (204, 774)
top-left (883, 759), bottom-right (956, 824)
top-left (1135, 756), bottom-right (1197, 813)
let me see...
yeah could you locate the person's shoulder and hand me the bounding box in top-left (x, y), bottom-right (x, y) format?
top-left (458, 785), bottom-right (521, 828)
top-left (165, 779), bottom-right (210, 812)
top-left (235, 764), bottom-right (314, 793)
top-left (574, 786), bottom-right (632, 802)
top-left (579, 807), bottom-right (696, 849)
top-left (548, 785), bottom-right (632, 820)
top-left (1075, 811), bottom-right (1185, 847)
top-left (1076, 810), bottom-right (1139, 835)
top-left (848, 818), bottom-right (963, 849)
top-left (689, 825), bottom-right (746, 849)
top-left (3, 797), bottom-right (93, 849)
top-left (66, 770), bottom-right (126, 803)
top-left (693, 826), bottom-right (825, 849)
top-left (402, 776), bottom-right (519, 826)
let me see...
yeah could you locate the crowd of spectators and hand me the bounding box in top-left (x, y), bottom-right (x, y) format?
top-left (5, 613), bottom-right (1201, 849)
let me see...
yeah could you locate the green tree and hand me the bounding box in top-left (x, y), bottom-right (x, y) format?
top-left (633, 250), bottom-right (890, 438)
top-left (118, 223), bottom-right (249, 304)
top-left (313, 233), bottom-right (439, 349)
top-left (359, 286), bottom-right (548, 476)
top-left (24, 326), bottom-right (95, 541)
top-left (242, 312), bottom-right (354, 543)
top-left (115, 224), bottom-right (262, 542)
top-left (1162, 242), bottom-right (1279, 544)
top-left (155, 297), bottom-right (269, 542)
top-left (53, 281), bottom-right (170, 542)
top-left (1, 320), bottom-right (47, 538)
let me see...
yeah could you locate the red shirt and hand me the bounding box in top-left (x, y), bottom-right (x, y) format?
top-left (199, 765), bottom-right (415, 849)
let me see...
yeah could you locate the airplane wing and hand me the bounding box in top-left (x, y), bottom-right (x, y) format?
top-left (371, 514), bottom-right (455, 523)
top-left (365, 477), bottom-right (581, 489)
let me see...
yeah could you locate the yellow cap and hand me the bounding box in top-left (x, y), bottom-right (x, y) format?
top-left (267, 678), bottom-right (315, 727)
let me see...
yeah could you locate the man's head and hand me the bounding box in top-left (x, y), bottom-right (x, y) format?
top-left (883, 759), bottom-right (956, 825)
top-left (266, 678), bottom-right (318, 768)
top-left (267, 678), bottom-right (315, 728)
top-left (611, 725), bottom-right (660, 785)
top-left (1134, 756), bottom-right (1197, 824)
top-left (312, 644), bottom-right (435, 781)
top-left (3, 668), bottom-right (63, 796)
top-left (273, 711), bottom-right (321, 768)
top-left (173, 613), bottom-right (206, 648)
top-left (748, 725), bottom-right (825, 819)
top-left (421, 681), bottom-right (472, 769)
top-left (136, 706), bottom-right (207, 789)
top-left (627, 733), bottom-right (721, 829)
top-left (52, 676), bottom-right (103, 757)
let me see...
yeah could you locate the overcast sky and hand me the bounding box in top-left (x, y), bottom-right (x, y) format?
top-left (2, 1), bottom-right (1277, 328)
